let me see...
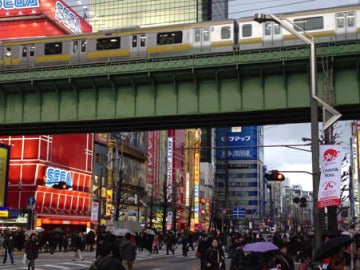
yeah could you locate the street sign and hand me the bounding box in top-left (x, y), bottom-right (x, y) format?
top-left (27, 197), bottom-right (35, 209)
top-left (233, 207), bottom-right (246, 218)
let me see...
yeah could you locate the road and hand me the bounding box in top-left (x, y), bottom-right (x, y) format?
top-left (1, 246), bottom-right (232, 270)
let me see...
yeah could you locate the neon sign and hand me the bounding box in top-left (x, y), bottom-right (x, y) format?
top-left (55, 1), bottom-right (81, 34)
top-left (45, 167), bottom-right (72, 187)
top-left (0, 0), bottom-right (39, 9)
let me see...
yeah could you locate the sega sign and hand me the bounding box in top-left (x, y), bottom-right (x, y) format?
top-left (45, 167), bottom-right (72, 187)
top-left (0, 0), bottom-right (39, 9)
top-left (55, 1), bottom-right (81, 34)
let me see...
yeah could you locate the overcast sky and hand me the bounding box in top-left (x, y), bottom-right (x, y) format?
top-left (229, 0), bottom-right (360, 18)
top-left (264, 121), bottom-right (353, 191)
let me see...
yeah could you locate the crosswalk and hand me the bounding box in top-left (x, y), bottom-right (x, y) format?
top-left (1, 248), bottom-right (197, 270)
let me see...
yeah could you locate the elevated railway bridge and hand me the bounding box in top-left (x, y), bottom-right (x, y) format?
top-left (0, 40), bottom-right (360, 134)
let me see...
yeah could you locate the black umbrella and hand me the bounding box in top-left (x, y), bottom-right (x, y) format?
top-left (314, 235), bottom-right (353, 262)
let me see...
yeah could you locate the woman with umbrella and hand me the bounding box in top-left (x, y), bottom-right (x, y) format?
top-left (327, 244), bottom-right (351, 270)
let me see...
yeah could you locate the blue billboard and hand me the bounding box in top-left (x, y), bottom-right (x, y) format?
top-left (215, 127), bottom-right (259, 160)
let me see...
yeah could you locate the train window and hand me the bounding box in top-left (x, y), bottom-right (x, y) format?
top-left (132, 36), bottom-right (137, 47)
top-left (347, 12), bottom-right (355, 27)
top-left (45, 42), bottom-right (62, 55)
top-left (96, 37), bottom-right (121, 50)
top-left (81, 41), bottom-right (86, 52)
top-left (73, 41), bottom-right (78, 53)
top-left (274, 24), bottom-right (281, 35)
top-left (140, 35), bottom-right (146, 47)
top-left (264, 22), bottom-right (272, 36)
top-left (242, 24), bottom-right (252, 37)
top-left (294, 16), bottom-right (324, 31)
top-left (203, 28), bottom-right (209, 41)
top-left (221, 26), bottom-right (231, 39)
top-left (194, 29), bottom-right (201, 42)
top-left (30, 46), bottom-right (35, 56)
top-left (336, 14), bottom-right (345, 28)
top-left (6, 48), bottom-right (11, 57)
top-left (157, 31), bottom-right (182, 45)
top-left (22, 47), bottom-right (27, 57)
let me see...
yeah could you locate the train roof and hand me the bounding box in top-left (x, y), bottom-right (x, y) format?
top-left (237, 3), bottom-right (360, 21)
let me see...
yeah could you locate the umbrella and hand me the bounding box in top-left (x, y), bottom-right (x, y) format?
top-left (116, 221), bottom-right (142, 232)
top-left (143, 229), bottom-right (156, 235)
top-left (314, 235), bottom-right (353, 262)
top-left (111, 228), bottom-right (131, 237)
top-left (54, 227), bottom-right (64, 233)
top-left (243, 241), bottom-right (279, 253)
top-left (25, 230), bottom-right (37, 237)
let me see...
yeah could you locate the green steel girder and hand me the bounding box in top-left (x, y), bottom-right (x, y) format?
top-left (0, 40), bottom-right (359, 135)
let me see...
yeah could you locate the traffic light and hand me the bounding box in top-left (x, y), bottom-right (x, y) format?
top-left (52, 181), bottom-right (70, 189)
top-left (265, 170), bottom-right (285, 181)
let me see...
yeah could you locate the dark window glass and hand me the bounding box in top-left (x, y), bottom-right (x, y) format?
top-left (29, 46), bottom-right (35, 57)
top-left (157, 31), bottom-right (182, 45)
top-left (294, 16), bottom-right (324, 31)
top-left (81, 41), bottom-right (86, 52)
top-left (96, 37), bottom-right (121, 50)
top-left (194, 29), bottom-right (201, 42)
top-left (132, 36), bottom-right (137, 47)
top-left (22, 47), bottom-right (27, 57)
top-left (73, 41), bottom-right (78, 53)
top-left (45, 42), bottom-right (62, 55)
top-left (242, 24), bottom-right (252, 37)
top-left (221, 26), bottom-right (231, 39)
top-left (140, 35), bottom-right (146, 47)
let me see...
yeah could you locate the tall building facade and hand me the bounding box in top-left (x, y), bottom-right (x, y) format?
top-left (215, 126), bottom-right (265, 230)
top-left (88, 0), bottom-right (220, 31)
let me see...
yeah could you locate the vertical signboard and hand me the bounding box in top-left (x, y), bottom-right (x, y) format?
top-left (0, 144), bottom-right (10, 207)
top-left (166, 137), bottom-right (173, 202)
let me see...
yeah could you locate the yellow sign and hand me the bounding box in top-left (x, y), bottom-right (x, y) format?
top-left (0, 210), bottom-right (8, 217)
top-left (105, 189), bottom-right (113, 216)
top-left (0, 145), bottom-right (9, 207)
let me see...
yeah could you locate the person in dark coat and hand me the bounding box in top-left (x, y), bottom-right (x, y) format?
top-left (165, 231), bottom-right (175, 255)
top-left (273, 242), bottom-right (295, 270)
top-left (120, 233), bottom-right (136, 270)
top-left (90, 239), bottom-right (125, 270)
top-left (25, 233), bottom-right (40, 270)
top-left (205, 238), bottom-right (225, 270)
top-left (2, 229), bottom-right (14, 264)
top-left (197, 234), bottom-right (212, 270)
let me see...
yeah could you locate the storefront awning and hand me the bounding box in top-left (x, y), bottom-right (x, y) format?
top-left (37, 214), bottom-right (91, 226)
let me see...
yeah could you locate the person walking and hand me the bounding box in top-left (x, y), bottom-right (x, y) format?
top-left (2, 228), bottom-right (14, 264)
top-left (25, 233), bottom-right (40, 270)
top-left (196, 233), bottom-right (212, 270)
top-left (120, 233), bottom-right (136, 270)
top-left (273, 242), bottom-right (295, 270)
top-left (204, 238), bottom-right (225, 270)
top-left (72, 231), bottom-right (84, 261)
top-left (165, 231), bottom-right (175, 255)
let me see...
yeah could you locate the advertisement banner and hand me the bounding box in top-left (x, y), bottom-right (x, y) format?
top-left (91, 201), bottom-right (99, 222)
top-left (318, 145), bottom-right (342, 208)
top-left (0, 144), bottom-right (10, 207)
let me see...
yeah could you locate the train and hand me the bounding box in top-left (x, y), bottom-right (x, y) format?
top-left (1, 5), bottom-right (359, 69)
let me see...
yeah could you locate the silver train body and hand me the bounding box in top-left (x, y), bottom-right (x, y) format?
top-left (1, 5), bottom-right (359, 69)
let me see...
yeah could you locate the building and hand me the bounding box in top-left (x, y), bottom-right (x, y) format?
top-left (87, 0), bottom-right (222, 31)
top-left (214, 126), bottom-right (265, 231)
top-left (0, 0), bottom-right (92, 39)
top-left (1, 134), bottom-right (93, 231)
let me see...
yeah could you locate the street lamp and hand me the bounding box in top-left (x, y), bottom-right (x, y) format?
top-left (254, 13), bottom-right (322, 250)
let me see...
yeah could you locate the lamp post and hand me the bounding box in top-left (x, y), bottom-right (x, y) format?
top-left (254, 13), bottom-right (321, 251)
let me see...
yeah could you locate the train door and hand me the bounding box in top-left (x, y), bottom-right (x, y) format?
top-left (193, 27), bottom-right (211, 53)
top-left (335, 12), bottom-right (356, 40)
top-left (130, 34), bottom-right (147, 58)
top-left (71, 40), bottom-right (87, 63)
top-left (19, 44), bottom-right (36, 66)
top-left (262, 21), bottom-right (282, 47)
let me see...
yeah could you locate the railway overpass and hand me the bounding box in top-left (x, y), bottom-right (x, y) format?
top-left (0, 40), bottom-right (359, 134)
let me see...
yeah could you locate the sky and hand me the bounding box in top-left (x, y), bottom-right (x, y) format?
top-left (264, 121), bottom-right (353, 191)
top-left (229, 0), bottom-right (360, 19)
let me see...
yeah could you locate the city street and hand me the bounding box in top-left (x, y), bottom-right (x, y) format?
top-left (1, 246), bottom-right (231, 270)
